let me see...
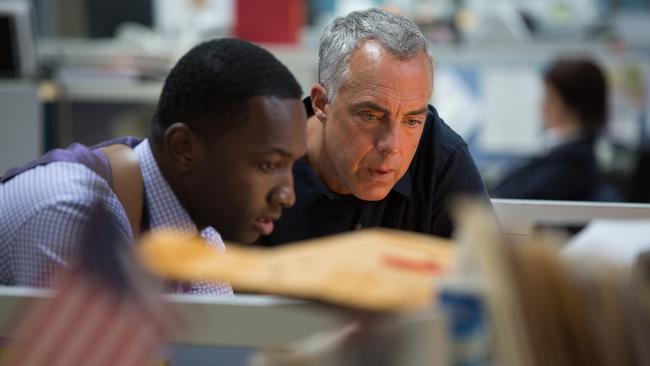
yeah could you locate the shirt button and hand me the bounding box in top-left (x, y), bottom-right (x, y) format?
top-left (354, 222), bottom-right (362, 230)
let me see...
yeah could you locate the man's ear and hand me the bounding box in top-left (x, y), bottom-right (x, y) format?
top-left (163, 123), bottom-right (201, 174)
top-left (310, 83), bottom-right (329, 124)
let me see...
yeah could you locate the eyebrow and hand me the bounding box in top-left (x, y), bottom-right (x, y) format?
top-left (262, 146), bottom-right (299, 159)
top-left (351, 101), bottom-right (389, 115)
top-left (404, 107), bottom-right (429, 116)
top-left (350, 101), bottom-right (428, 116)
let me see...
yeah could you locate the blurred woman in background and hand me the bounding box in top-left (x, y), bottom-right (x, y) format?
top-left (493, 57), bottom-right (610, 201)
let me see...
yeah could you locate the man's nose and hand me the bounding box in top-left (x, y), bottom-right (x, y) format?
top-left (269, 173), bottom-right (295, 208)
top-left (376, 122), bottom-right (401, 155)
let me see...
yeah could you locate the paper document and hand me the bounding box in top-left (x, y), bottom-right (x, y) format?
top-left (564, 219), bottom-right (650, 265)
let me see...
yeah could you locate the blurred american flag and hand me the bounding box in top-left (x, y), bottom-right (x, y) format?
top-left (2, 203), bottom-right (177, 366)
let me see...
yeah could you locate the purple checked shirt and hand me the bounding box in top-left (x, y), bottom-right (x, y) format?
top-left (0, 138), bottom-right (232, 295)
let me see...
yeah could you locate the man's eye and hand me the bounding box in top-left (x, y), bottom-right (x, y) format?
top-left (363, 113), bottom-right (380, 121)
top-left (259, 162), bottom-right (277, 172)
top-left (405, 119), bottom-right (423, 127)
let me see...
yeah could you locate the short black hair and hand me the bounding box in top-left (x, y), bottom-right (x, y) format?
top-left (151, 38), bottom-right (302, 143)
top-left (544, 57), bottom-right (608, 134)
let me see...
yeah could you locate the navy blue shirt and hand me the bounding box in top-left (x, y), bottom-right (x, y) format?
top-left (493, 136), bottom-right (601, 201)
top-left (258, 99), bottom-right (488, 245)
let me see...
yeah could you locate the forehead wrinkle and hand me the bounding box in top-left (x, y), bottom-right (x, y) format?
top-left (340, 79), bottom-right (361, 94)
top-left (349, 84), bottom-right (429, 109)
top-left (344, 69), bottom-right (431, 102)
top-left (339, 50), bottom-right (432, 116)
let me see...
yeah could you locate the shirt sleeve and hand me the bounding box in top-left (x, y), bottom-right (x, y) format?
top-left (494, 161), bottom-right (588, 200)
top-left (13, 201), bottom-right (98, 287)
top-left (183, 227), bottom-right (233, 295)
top-left (5, 164), bottom-right (133, 287)
top-left (431, 143), bottom-right (491, 238)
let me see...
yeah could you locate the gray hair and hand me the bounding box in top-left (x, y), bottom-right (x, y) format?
top-left (318, 8), bottom-right (433, 101)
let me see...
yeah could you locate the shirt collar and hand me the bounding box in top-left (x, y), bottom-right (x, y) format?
top-left (301, 97), bottom-right (414, 202)
top-left (394, 168), bottom-right (413, 198)
top-left (134, 139), bottom-right (198, 235)
top-left (295, 157), bottom-right (342, 207)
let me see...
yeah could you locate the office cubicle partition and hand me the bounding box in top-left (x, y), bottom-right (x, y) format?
top-left (0, 287), bottom-right (445, 366)
top-left (491, 198), bottom-right (650, 241)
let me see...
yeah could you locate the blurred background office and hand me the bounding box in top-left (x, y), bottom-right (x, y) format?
top-left (491, 57), bottom-right (614, 201)
top-left (2, 0), bottom-right (650, 203)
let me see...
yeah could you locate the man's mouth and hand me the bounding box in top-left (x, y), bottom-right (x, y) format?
top-left (367, 168), bottom-right (394, 181)
top-left (253, 217), bottom-right (276, 236)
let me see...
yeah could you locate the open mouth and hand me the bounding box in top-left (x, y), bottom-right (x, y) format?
top-left (367, 168), bottom-right (394, 181)
top-left (253, 217), bottom-right (275, 236)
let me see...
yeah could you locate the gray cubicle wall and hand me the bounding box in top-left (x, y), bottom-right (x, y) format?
top-left (0, 81), bottom-right (41, 173)
top-left (0, 288), bottom-right (445, 366)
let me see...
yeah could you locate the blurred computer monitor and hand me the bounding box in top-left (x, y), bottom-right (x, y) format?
top-left (86, 0), bottom-right (152, 38)
top-left (492, 198), bottom-right (650, 241)
top-left (0, 0), bottom-right (35, 78)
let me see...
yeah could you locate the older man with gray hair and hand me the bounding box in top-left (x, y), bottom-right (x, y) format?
top-left (259, 8), bottom-right (488, 245)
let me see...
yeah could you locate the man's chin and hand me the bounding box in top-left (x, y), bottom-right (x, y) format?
top-left (222, 230), bottom-right (259, 245)
top-left (353, 185), bottom-right (392, 201)
top-left (239, 232), bottom-right (261, 244)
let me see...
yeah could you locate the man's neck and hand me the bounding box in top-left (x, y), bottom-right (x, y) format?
top-left (305, 116), bottom-right (350, 195)
top-left (543, 122), bottom-right (584, 151)
top-left (149, 140), bottom-right (191, 215)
